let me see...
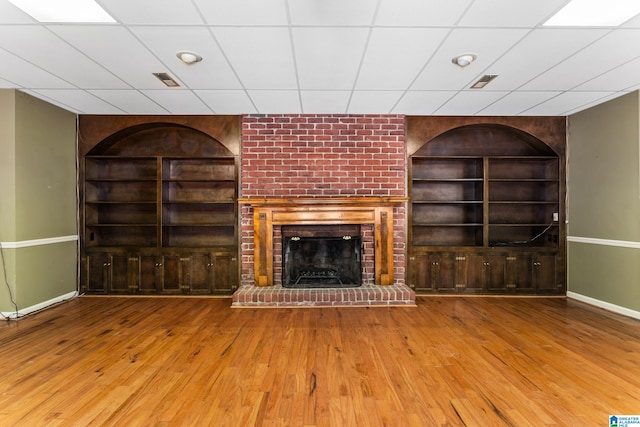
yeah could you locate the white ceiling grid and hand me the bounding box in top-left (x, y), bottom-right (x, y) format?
top-left (0, 0), bottom-right (639, 115)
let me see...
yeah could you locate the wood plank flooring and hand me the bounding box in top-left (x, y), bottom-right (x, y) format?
top-left (0, 296), bottom-right (639, 426)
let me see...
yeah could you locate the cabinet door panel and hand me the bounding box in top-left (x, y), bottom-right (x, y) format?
top-left (434, 253), bottom-right (457, 292)
top-left (212, 253), bottom-right (237, 293)
top-left (535, 254), bottom-right (558, 292)
top-left (139, 254), bottom-right (158, 293)
top-left (485, 254), bottom-right (506, 292)
top-left (189, 253), bottom-right (213, 294)
top-left (108, 254), bottom-right (130, 293)
top-left (86, 254), bottom-right (109, 293)
top-left (159, 255), bottom-right (182, 294)
top-left (465, 254), bottom-right (484, 292)
top-left (411, 254), bottom-right (434, 292)
top-left (510, 254), bottom-right (534, 292)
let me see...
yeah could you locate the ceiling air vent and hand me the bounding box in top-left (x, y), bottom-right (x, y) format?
top-left (153, 72), bottom-right (180, 87)
top-left (470, 74), bottom-right (498, 89)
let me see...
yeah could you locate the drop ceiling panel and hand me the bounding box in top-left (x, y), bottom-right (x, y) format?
top-left (195, 0), bottom-right (288, 25)
top-left (141, 89), bottom-right (213, 114)
top-left (49, 25), bottom-right (168, 88)
top-left (0, 1), bottom-right (37, 23)
top-left (355, 28), bottom-right (449, 90)
top-left (0, 49), bottom-right (73, 88)
top-left (484, 29), bottom-right (608, 90)
top-left (248, 90), bottom-right (301, 113)
top-left (347, 91), bottom-right (404, 114)
top-left (131, 26), bottom-right (241, 89)
top-left (294, 27), bottom-right (369, 90)
top-left (375, 0), bottom-right (472, 26)
top-left (576, 57), bottom-right (640, 91)
top-left (88, 90), bottom-right (168, 114)
top-left (289, 0), bottom-right (377, 26)
top-left (458, 0), bottom-right (567, 27)
top-left (523, 29), bottom-right (640, 90)
top-left (300, 91), bottom-right (351, 113)
top-left (30, 89), bottom-right (125, 113)
top-left (411, 28), bottom-right (529, 90)
top-left (523, 91), bottom-right (616, 115)
top-left (477, 91), bottom-right (562, 115)
top-left (100, 0), bottom-right (204, 24)
top-left (0, 26), bottom-right (127, 89)
top-left (212, 27), bottom-right (297, 89)
top-left (435, 90), bottom-right (508, 115)
top-left (392, 91), bottom-right (456, 115)
top-left (197, 90), bottom-right (258, 114)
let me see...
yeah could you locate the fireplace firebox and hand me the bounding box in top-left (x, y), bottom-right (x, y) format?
top-left (282, 225), bottom-right (362, 288)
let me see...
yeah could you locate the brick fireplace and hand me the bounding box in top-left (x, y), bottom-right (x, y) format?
top-left (232, 114), bottom-right (415, 307)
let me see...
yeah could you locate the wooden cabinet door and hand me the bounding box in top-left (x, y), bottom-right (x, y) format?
top-left (86, 253), bottom-right (109, 293)
top-left (138, 254), bottom-right (159, 294)
top-left (211, 252), bottom-right (237, 293)
top-left (158, 254), bottom-right (182, 294)
top-left (464, 253), bottom-right (506, 293)
top-left (533, 254), bottom-right (558, 293)
top-left (108, 254), bottom-right (130, 294)
top-left (188, 253), bottom-right (213, 295)
top-left (410, 252), bottom-right (458, 292)
top-left (508, 254), bottom-right (535, 293)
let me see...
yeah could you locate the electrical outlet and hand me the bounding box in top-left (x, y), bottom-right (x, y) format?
top-left (553, 212), bottom-right (559, 222)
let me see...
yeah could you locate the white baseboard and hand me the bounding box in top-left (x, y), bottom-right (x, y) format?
top-left (1, 290), bottom-right (78, 319)
top-left (567, 291), bottom-right (640, 321)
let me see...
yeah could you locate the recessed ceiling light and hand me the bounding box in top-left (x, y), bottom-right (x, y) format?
top-left (7, 0), bottom-right (115, 23)
top-left (544, 0), bottom-right (640, 26)
top-left (153, 72), bottom-right (180, 88)
top-left (176, 51), bottom-right (203, 65)
top-left (470, 75), bottom-right (498, 89)
top-left (452, 54), bottom-right (477, 67)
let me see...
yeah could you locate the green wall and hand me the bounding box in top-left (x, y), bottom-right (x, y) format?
top-left (0, 90), bottom-right (77, 315)
top-left (568, 91), bottom-right (640, 313)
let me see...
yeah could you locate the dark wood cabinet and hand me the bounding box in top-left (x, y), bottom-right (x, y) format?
top-left (79, 116), bottom-right (240, 295)
top-left (407, 117), bottom-right (566, 295)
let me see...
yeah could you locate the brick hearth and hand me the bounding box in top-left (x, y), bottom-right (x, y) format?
top-left (232, 284), bottom-right (416, 308)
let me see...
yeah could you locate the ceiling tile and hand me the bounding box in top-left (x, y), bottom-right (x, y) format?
top-left (197, 90), bottom-right (258, 114)
top-left (195, 0), bottom-right (288, 25)
top-left (100, 0), bottom-right (204, 24)
top-left (0, 26), bottom-right (128, 89)
top-left (458, 0), bottom-right (567, 27)
top-left (484, 29), bottom-right (608, 91)
top-left (300, 91), bottom-right (351, 113)
top-left (435, 90), bottom-right (508, 115)
top-left (293, 27), bottom-right (369, 90)
top-left (523, 91), bottom-right (616, 115)
top-left (392, 91), bottom-right (455, 115)
top-left (477, 91), bottom-right (562, 115)
top-left (522, 29), bottom-right (640, 90)
top-left (49, 25), bottom-right (167, 88)
top-left (88, 90), bottom-right (168, 114)
top-left (575, 57), bottom-right (640, 91)
top-left (0, 1), bottom-right (37, 23)
top-left (356, 28), bottom-right (449, 90)
top-left (212, 27), bottom-right (296, 89)
top-left (289, 0), bottom-right (377, 26)
top-left (29, 89), bottom-right (125, 113)
top-left (131, 26), bottom-right (241, 89)
top-left (375, 0), bottom-right (472, 26)
top-left (0, 77), bottom-right (17, 87)
top-left (0, 49), bottom-right (73, 88)
top-left (141, 89), bottom-right (213, 114)
top-left (347, 91), bottom-right (404, 114)
top-left (411, 28), bottom-right (529, 90)
top-left (248, 90), bottom-right (301, 113)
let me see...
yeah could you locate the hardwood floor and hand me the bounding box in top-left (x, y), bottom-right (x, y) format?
top-left (1, 296), bottom-right (639, 426)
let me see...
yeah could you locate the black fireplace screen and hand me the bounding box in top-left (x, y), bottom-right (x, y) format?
top-left (282, 235), bottom-right (362, 288)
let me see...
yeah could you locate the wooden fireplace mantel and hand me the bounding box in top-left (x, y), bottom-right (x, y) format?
top-left (239, 197), bottom-right (407, 287)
